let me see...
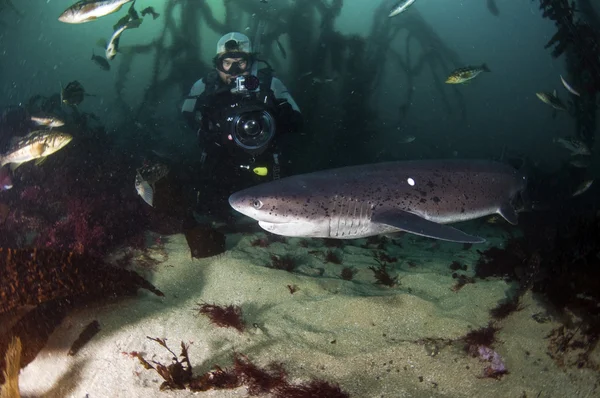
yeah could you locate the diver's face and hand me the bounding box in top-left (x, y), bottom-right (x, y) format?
top-left (218, 57), bottom-right (249, 84)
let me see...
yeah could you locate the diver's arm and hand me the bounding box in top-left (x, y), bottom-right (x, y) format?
top-left (181, 79), bottom-right (207, 129)
top-left (270, 77), bottom-right (301, 113)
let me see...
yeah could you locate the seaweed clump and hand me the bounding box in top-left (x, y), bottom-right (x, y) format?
top-left (489, 297), bottom-right (524, 320)
top-left (340, 266), bottom-right (357, 281)
top-left (324, 250), bottom-right (342, 264)
top-left (373, 251), bottom-right (397, 264)
top-left (546, 322), bottom-right (600, 371)
top-left (460, 323), bottom-right (508, 379)
top-left (449, 261), bottom-right (467, 271)
top-left (133, 337), bottom-right (349, 396)
top-left (269, 254), bottom-right (299, 272)
top-left (368, 262), bottom-right (398, 287)
top-left (251, 237), bottom-right (270, 248)
top-left (462, 322), bottom-right (501, 355)
top-left (134, 337), bottom-right (194, 391)
top-left (474, 239), bottom-right (530, 281)
top-left (196, 303), bottom-right (245, 332)
top-left (450, 273), bottom-right (476, 292)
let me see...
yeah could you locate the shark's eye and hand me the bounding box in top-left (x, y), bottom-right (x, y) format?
top-left (252, 199), bottom-right (263, 209)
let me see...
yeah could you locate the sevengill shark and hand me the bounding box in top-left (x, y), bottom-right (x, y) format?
top-left (228, 159), bottom-right (527, 243)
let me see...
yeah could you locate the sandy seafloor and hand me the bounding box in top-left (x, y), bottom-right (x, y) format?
top-left (17, 222), bottom-right (599, 398)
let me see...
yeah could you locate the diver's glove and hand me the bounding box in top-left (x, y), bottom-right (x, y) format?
top-left (275, 101), bottom-right (303, 134)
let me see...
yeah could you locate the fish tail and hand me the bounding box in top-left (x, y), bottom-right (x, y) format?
top-left (481, 63), bottom-right (491, 73)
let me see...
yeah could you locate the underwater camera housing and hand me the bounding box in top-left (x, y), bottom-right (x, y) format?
top-left (226, 75), bottom-right (276, 155)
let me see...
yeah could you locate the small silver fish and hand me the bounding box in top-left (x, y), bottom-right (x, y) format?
top-left (389, 0), bottom-right (417, 17)
top-left (568, 158), bottom-right (590, 168)
top-left (536, 90), bottom-right (567, 112)
top-left (560, 75), bottom-right (580, 97)
top-left (398, 135), bottom-right (416, 144)
top-left (58, 0), bottom-right (133, 24)
top-left (554, 137), bottom-right (591, 156)
top-left (312, 77), bottom-right (336, 84)
top-left (30, 115), bottom-right (65, 128)
top-left (572, 179), bottom-right (593, 197)
top-left (135, 163), bottom-right (169, 207)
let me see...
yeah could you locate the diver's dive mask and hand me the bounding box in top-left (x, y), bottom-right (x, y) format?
top-left (213, 50), bottom-right (254, 75)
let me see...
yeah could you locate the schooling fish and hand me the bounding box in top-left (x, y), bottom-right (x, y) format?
top-left (536, 90), bottom-right (568, 112)
top-left (572, 179), bottom-right (593, 197)
top-left (60, 80), bottom-right (95, 106)
top-left (0, 130), bottom-right (73, 168)
top-left (58, 0), bottom-right (133, 24)
top-left (135, 163), bottom-right (169, 207)
top-left (446, 64), bottom-right (491, 84)
top-left (113, 0), bottom-right (142, 30)
top-left (560, 75), bottom-right (580, 97)
top-left (388, 0), bottom-right (417, 17)
top-left (106, 23), bottom-right (129, 60)
top-left (397, 134), bottom-right (416, 144)
top-left (141, 6), bottom-right (160, 20)
top-left (554, 137), bottom-right (591, 156)
top-left (91, 50), bottom-right (110, 71)
top-left (229, 159), bottom-right (527, 243)
top-left (30, 115), bottom-right (65, 128)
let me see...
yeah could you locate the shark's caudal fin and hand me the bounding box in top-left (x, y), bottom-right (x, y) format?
top-left (372, 209), bottom-right (485, 244)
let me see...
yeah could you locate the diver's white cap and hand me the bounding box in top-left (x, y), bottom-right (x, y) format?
top-left (216, 32), bottom-right (252, 54)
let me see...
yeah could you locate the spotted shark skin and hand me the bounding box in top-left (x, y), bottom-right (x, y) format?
top-left (228, 159), bottom-right (527, 243)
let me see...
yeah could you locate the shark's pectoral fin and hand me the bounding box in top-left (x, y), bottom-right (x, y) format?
top-left (372, 210), bottom-right (485, 244)
top-left (498, 203), bottom-right (518, 225)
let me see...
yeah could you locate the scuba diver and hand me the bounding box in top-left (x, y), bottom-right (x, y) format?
top-left (181, 32), bottom-right (303, 219)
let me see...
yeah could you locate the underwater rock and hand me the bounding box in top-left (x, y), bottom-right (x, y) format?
top-left (0, 248), bottom-right (164, 383)
top-left (0, 248), bottom-right (163, 314)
